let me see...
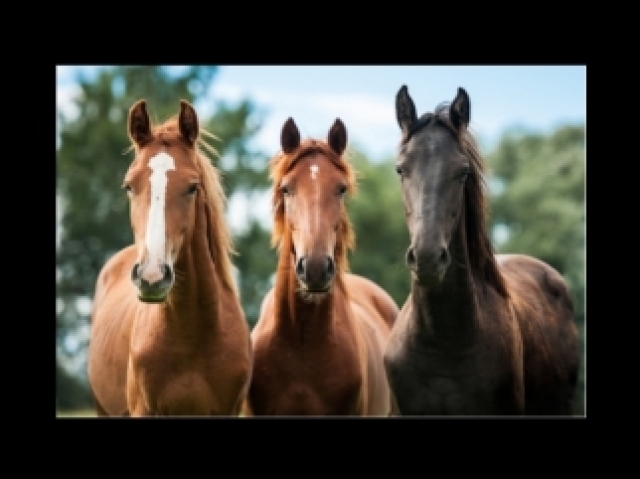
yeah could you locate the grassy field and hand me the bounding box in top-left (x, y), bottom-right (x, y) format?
top-left (55, 409), bottom-right (247, 417)
top-left (56, 409), bottom-right (96, 418)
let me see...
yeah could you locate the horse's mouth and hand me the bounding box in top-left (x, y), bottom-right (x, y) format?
top-left (411, 269), bottom-right (445, 288)
top-left (137, 294), bottom-right (168, 304)
top-left (304, 285), bottom-right (331, 293)
top-left (135, 282), bottom-right (172, 304)
top-left (298, 282), bottom-right (332, 302)
top-left (300, 280), bottom-right (332, 293)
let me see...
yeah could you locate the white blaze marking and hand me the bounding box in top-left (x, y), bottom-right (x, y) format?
top-left (310, 164), bottom-right (319, 242)
top-left (144, 152), bottom-right (175, 283)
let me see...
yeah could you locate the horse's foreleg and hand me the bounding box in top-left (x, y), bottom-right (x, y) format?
top-left (92, 393), bottom-right (109, 417)
top-left (240, 400), bottom-right (253, 417)
top-left (388, 392), bottom-right (400, 416)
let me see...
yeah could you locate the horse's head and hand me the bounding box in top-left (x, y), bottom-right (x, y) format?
top-left (123, 99), bottom-right (202, 303)
top-left (395, 85), bottom-right (474, 287)
top-left (271, 117), bottom-right (355, 297)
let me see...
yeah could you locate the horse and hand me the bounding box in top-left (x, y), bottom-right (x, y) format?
top-left (242, 117), bottom-right (399, 416)
top-left (87, 100), bottom-right (252, 416)
top-left (383, 85), bottom-right (580, 416)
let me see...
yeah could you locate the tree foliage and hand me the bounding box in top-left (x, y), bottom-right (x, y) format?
top-left (204, 101), bottom-right (273, 327)
top-left (347, 148), bottom-right (410, 309)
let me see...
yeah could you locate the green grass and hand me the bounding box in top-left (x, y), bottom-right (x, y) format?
top-left (55, 409), bottom-right (245, 417)
top-left (56, 409), bottom-right (96, 418)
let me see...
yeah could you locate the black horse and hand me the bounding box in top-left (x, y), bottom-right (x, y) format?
top-left (383, 85), bottom-right (580, 415)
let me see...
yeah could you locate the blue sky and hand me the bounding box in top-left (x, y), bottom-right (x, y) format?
top-left (56, 65), bottom-right (586, 161)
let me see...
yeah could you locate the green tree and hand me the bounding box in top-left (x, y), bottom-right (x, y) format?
top-left (234, 219), bottom-right (276, 326)
top-left (347, 148), bottom-right (410, 309)
top-left (206, 101), bottom-right (273, 328)
top-left (485, 124), bottom-right (586, 414)
top-left (56, 66), bottom-right (267, 408)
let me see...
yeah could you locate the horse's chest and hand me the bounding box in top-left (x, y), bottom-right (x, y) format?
top-left (250, 341), bottom-right (362, 415)
top-left (397, 374), bottom-right (478, 415)
top-left (386, 342), bottom-right (503, 415)
top-left (128, 334), bottom-right (247, 415)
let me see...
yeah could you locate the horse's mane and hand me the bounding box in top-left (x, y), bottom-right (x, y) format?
top-left (269, 138), bottom-right (356, 275)
top-left (432, 104), bottom-right (509, 298)
top-left (131, 117), bottom-right (238, 296)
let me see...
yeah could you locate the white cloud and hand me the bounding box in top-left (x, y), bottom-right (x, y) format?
top-left (56, 83), bottom-right (82, 150)
top-left (213, 83), bottom-right (399, 160)
top-left (209, 82), bottom-right (248, 104)
top-left (56, 83), bottom-right (81, 122)
top-left (307, 93), bottom-right (392, 127)
top-left (251, 120), bottom-right (282, 157)
top-left (56, 65), bottom-right (74, 82)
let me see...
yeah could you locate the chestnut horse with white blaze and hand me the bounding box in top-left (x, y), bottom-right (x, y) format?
top-left (243, 118), bottom-right (399, 415)
top-left (87, 100), bottom-right (252, 416)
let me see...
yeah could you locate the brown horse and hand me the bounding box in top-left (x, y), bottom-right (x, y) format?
top-left (384, 86), bottom-right (580, 415)
top-left (243, 118), bottom-right (399, 416)
top-left (87, 100), bottom-right (252, 416)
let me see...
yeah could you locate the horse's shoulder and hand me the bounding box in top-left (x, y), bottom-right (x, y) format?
top-left (497, 253), bottom-right (569, 296)
top-left (345, 273), bottom-right (399, 329)
top-left (497, 253), bottom-right (556, 274)
top-left (344, 277), bottom-right (394, 356)
top-left (94, 245), bottom-right (137, 305)
top-left (251, 288), bottom-right (276, 343)
top-left (259, 288), bottom-right (275, 316)
top-left (345, 272), bottom-right (379, 290)
top-left (98, 245), bottom-right (137, 280)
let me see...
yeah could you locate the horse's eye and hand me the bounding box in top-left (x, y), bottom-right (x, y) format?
top-left (280, 185), bottom-right (291, 196)
top-left (122, 184), bottom-right (132, 194)
top-left (395, 165), bottom-right (404, 176)
top-left (459, 165), bottom-right (471, 182)
top-left (337, 184), bottom-right (347, 196)
top-left (187, 184), bottom-right (198, 195)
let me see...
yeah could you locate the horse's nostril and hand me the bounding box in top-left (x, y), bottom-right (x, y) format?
top-left (162, 264), bottom-right (174, 284)
top-left (326, 257), bottom-right (335, 276)
top-left (131, 263), bottom-right (141, 281)
top-left (296, 257), bottom-right (306, 277)
top-left (439, 248), bottom-right (449, 265)
top-left (406, 248), bottom-right (416, 267)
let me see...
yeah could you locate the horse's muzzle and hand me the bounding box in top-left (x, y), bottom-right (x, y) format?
top-left (131, 262), bottom-right (174, 302)
top-left (405, 245), bottom-right (449, 287)
top-left (295, 255), bottom-right (335, 292)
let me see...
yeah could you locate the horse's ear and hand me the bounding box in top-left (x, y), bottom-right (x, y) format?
top-left (450, 87), bottom-right (471, 131)
top-left (128, 100), bottom-right (152, 146)
top-left (396, 85), bottom-right (417, 138)
top-left (281, 117), bottom-right (300, 153)
top-left (328, 118), bottom-right (347, 156)
top-left (179, 100), bottom-right (199, 147)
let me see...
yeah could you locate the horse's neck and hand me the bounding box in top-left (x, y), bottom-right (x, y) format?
top-left (273, 253), bottom-right (343, 343)
top-left (412, 225), bottom-right (479, 344)
top-left (160, 220), bottom-right (224, 335)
